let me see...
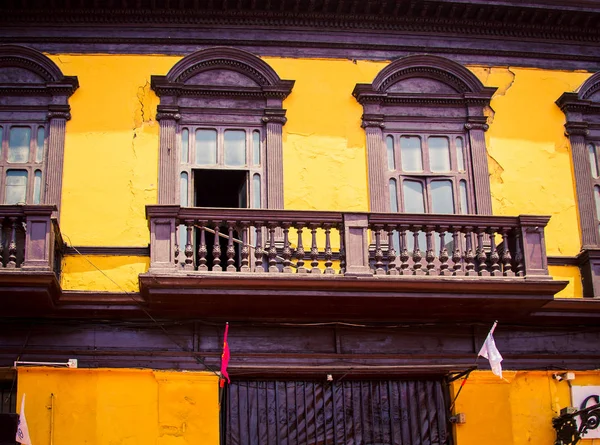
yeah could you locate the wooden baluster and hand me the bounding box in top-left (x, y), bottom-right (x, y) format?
top-left (374, 224), bottom-right (385, 275)
top-left (464, 227), bottom-right (476, 276)
top-left (323, 224), bottom-right (334, 274)
top-left (425, 225), bottom-right (436, 275)
top-left (295, 224), bottom-right (307, 274)
top-left (0, 217), bottom-right (5, 267)
top-left (338, 223), bottom-right (346, 275)
top-left (226, 222), bottom-right (236, 272)
top-left (488, 227), bottom-right (501, 276)
top-left (439, 226), bottom-right (450, 276)
top-left (184, 220), bottom-right (194, 271)
top-left (197, 221), bottom-right (208, 271)
top-left (253, 223), bottom-right (266, 273)
top-left (412, 226), bottom-right (425, 275)
top-left (399, 226), bottom-right (410, 275)
top-left (174, 223), bottom-right (180, 266)
top-left (310, 223), bottom-right (320, 274)
top-left (513, 229), bottom-right (525, 277)
top-left (212, 223), bottom-right (222, 272)
top-left (476, 228), bottom-right (490, 276)
top-left (451, 227), bottom-right (464, 276)
top-left (6, 217), bottom-right (18, 268)
top-left (240, 222), bottom-right (250, 272)
top-left (387, 225), bottom-right (398, 275)
top-left (268, 223), bottom-right (278, 272)
top-left (282, 223), bottom-right (293, 273)
top-left (500, 228), bottom-right (514, 277)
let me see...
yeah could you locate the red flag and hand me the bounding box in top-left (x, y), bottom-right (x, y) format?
top-left (220, 322), bottom-right (230, 387)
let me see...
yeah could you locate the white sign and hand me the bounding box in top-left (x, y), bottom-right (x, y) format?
top-left (571, 385), bottom-right (600, 439)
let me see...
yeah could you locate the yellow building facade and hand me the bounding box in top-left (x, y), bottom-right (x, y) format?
top-left (1, 2), bottom-right (600, 445)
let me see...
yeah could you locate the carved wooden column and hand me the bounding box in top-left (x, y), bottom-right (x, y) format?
top-left (566, 123), bottom-right (599, 247)
top-left (156, 107), bottom-right (180, 205)
top-left (263, 109), bottom-right (287, 210)
top-left (362, 115), bottom-right (388, 213)
top-left (45, 106), bottom-right (71, 219)
top-left (466, 120), bottom-right (493, 215)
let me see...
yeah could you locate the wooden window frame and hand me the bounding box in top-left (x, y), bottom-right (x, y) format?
top-left (557, 72), bottom-right (600, 297)
top-left (353, 54), bottom-right (497, 216)
top-left (0, 45), bottom-right (78, 217)
top-left (151, 47), bottom-right (294, 210)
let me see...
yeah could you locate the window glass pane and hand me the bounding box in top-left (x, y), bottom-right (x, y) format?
top-left (33, 170), bottom-right (42, 204)
top-left (8, 127), bottom-right (31, 163)
top-left (431, 180), bottom-right (455, 214)
top-left (180, 172), bottom-right (188, 206)
top-left (252, 130), bottom-right (261, 166)
top-left (35, 127), bottom-right (45, 163)
top-left (589, 143), bottom-right (599, 179)
top-left (400, 136), bottom-right (423, 172)
top-left (456, 137), bottom-right (465, 172)
top-left (389, 178), bottom-right (398, 212)
top-left (429, 137), bottom-right (451, 172)
top-left (386, 136), bottom-right (395, 171)
top-left (459, 180), bottom-right (468, 215)
top-left (595, 186), bottom-right (600, 222)
top-left (224, 130), bottom-right (246, 167)
top-left (252, 174), bottom-right (261, 208)
top-left (403, 180), bottom-right (425, 213)
top-left (181, 129), bottom-right (189, 163)
top-left (5, 170), bottom-right (28, 204)
top-left (195, 129), bottom-right (217, 165)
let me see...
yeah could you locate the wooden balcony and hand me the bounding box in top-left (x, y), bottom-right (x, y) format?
top-left (0, 205), bottom-right (62, 312)
top-left (140, 205), bottom-right (568, 321)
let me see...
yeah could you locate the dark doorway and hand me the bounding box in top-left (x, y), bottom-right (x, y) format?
top-left (194, 169), bottom-right (248, 269)
top-left (223, 379), bottom-right (452, 445)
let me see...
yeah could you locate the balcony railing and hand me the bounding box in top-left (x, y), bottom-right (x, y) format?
top-left (146, 206), bottom-right (552, 279)
top-left (0, 205), bottom-right (61, 273)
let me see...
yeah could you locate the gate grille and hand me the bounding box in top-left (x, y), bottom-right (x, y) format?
top-left (224, 379), bottom-right (451, 445)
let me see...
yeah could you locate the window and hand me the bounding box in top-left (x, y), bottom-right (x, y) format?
top-left (557, 72), bottom-right (600, 296)
top-left (386, 134), bottom-right (470, 215)
top-left (0, 45), bottom-right (78, 213)
top-left (353, 54), bottom-right (497, 216)
top-left (151, 47), bottom-right (294, 210)
top-left (0, 125), bottom-right (46, 204)
top-left (179, 126), bottom-right (263, 209)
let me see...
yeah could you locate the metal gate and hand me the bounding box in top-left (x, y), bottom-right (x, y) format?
top-left (223, 379), bottom-right (452, 445)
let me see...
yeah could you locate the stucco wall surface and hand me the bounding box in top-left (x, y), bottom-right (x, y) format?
top-left (17, 367), bottom-right (219, 445)
top-left (452, 370), bottom-right (600, 445)
top-left (49, 55), bottom-right (588, 296)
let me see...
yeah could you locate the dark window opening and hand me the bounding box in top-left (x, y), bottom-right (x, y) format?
top-left (194, 169), bottom-right (248, 269)
top-left (0, 372), bottom-right (17, 445)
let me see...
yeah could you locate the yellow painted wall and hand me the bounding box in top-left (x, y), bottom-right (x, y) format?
top-left (17, 367), bottom-right (220, 445)
top-left (452, 370), bottom-right (600, 445)
top-left (49, 55), bottom-right (590, 296)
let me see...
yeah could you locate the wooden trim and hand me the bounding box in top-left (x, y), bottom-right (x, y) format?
top-left (63, 246), bottom-right (150, 256)
top-left (547, 256), bottom-right (579, 266)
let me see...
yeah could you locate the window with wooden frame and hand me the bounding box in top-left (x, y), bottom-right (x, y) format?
top-left (353, 54), bottom-right (497, 217)
top-left (151, 47), bottom-right (294, 211)
top-left (0, 45), bottom-right (77, 213)
top-left (557, 72), bottom-right (600, 297)
top-left (386, 134), bottom-right (471, 215)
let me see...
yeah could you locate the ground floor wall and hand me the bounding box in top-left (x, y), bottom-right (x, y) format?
top-left (16, 368), bottom-right (219, 445)
top-left (15, 367), bottom-right (600, 445)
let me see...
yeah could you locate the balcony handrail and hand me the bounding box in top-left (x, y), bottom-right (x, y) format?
top-left (368, 212), bottom-right (550, 228)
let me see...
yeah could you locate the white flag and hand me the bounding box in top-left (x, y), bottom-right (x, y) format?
top-left (478, 321), bottom-right (503, 379)
top-left (15, 394), bottom-right (32, 445)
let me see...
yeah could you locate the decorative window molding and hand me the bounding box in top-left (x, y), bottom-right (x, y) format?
top-left (353, 54), bottom-right (496, 215)
top-left (0, 45), bottom-right (78, 216)
top-left (151, 47), bottom-right (294, 209)
top-left (557, 72), bottom-right (600, 297)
